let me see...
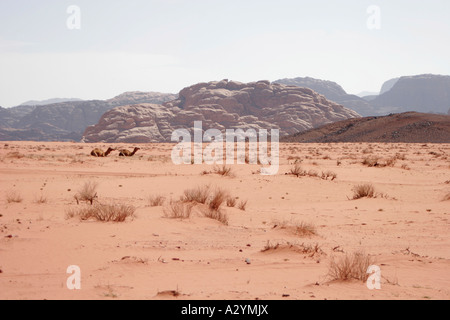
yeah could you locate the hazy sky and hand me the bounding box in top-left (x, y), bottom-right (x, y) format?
top-left (0, 0), bottom-right (449, 107)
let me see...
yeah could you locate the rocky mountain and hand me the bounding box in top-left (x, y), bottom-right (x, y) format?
top-left (0, 92), bottom-right (177, 141)
top-left (379, 77), bottom-right (400, 95)
top-left (274, 77), bottom-right (374, 116)
top-left (82, 79), bottom-right (360, 143)
top-left (370, 74), bottom-right (450, 115)
top-left (281, 112), bottom-right (450, 143)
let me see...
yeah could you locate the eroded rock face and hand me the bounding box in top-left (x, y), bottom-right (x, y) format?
top-left (82, 80), bottom-right (360, 143)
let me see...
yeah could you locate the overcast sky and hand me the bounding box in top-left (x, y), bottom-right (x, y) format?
top-left (0, 0), bottom-right (449, 107)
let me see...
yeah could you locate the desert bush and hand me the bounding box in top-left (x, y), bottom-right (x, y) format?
top-left (288, 164), bottom-right (306, 177)
top-left (443, 192), bottom-right (450, 201)
top-left (163, 201), bottom-right (194, 219)
top-left (208, 188), bottom-right (228, 211)
top-left (67, 203), bottom-right (135, 222)
top-left (6, 190), bottom-right (23, 203)
top-left (74, 181), bottom-right (98, 205)
top-left (182, 185), bottom-right (210, 204)
top-left (203, 208), bottom-right (229, 225)
top-left (237, 199), bottom-right (248, 211)
top-left (321, 170), bottom-right (337, 181)
top-left (261, 241), bottom-right (323, 257)
top-left (226, 196), bottom-right (237, 207)
top-left (213, 165), bottom-right (233, 177)
top-left (362, 156), bottom-right (379, 167)
top-left (293, 221), bottom-right (317, 236)
top-left (352, 184), bottom-right (375, 199)
top-left (34, 194), bottom-right (48, 204)
top-left (328, 251), bottom-right (375, 282)
top-left (149, 195), bottom-right (165, 207)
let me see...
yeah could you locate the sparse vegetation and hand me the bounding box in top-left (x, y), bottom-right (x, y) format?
top-left (237, 199), bottom-right (248, 211)
top-left (213, 165), bottom-right (234, 177)
top-left (203, 207), bottom-right (229, 225)
top-left (34, 194), bottom-right (48, 204)
top-left (182, 185), bottom-right (210, 204)
top-left (6, 190), bottom-right (23, 203)
top-left (352, 183), bottom-right (375, 200)
top-left (261, 241), bottom-right (324, 257)
top-left (226, 196), bottom-right (237, 207)
top-left (328, 251), bottom-right (375, 282)
top-left (321, 170), bottom-right (337, 181)
top-left (443, 192), bottom-right (450, 201)
top-left (149, 195), bottom-right (165, 207)
top-left (208, 188), bottom-right (228, 211)
top-left (273, 220), bottom-right (317, 237)
top-left (66, 203), bottom-right (135, 222)
top-left (74, 181), bottom-right (98, 205)
top-left (163, 200), bottom-right (194, 219)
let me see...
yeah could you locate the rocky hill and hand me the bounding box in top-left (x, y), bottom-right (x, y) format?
top-left (82, 80), bottom-right (360, 143)
top-left (0, 92), bottom-right (177, 141)
top-left (281, 112), bottom-right (450, 143)
top-left (370, 74), bottom-right (450, 115)
top-left (274, 77), bottom-right (374, 116)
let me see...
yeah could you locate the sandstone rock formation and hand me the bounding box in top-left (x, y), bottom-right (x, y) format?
top-left (82, 80), bottom-right (360, 143)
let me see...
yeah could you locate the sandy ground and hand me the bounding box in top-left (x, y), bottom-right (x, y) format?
top-left (0, 141), bottom-right (449, 300)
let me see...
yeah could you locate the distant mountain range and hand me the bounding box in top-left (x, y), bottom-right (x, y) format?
top-left (19, 98), bottom-right (84, 106)
top-left (0, 92), bottom-right (177, 141)
top-left (275, 74), bottom-right (450, 117)
top-left (1, 74), bottom-right (449, 142)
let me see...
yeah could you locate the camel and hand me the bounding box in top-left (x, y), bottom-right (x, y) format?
top-left (90, 147), bottom-right (115, 157)
top-left (119, 147), bottom-right (140, 157)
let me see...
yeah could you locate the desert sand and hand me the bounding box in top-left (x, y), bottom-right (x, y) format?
top-left (0, 141), bottom-right (449, 300)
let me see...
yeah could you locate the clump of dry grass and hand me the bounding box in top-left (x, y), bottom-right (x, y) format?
top-left (149, 195), bottom-right (165, 207)
top-left (226, 196), bottom-right (237, 207)
top-left (273, 220), bottom-right (317, 237)
top-left (163, 201), bottom-right (194, 219)
top-left (208, 188), bottom-right (228, 211)
top-left (328, 251), bottom-right (375, 282)
top-left (362, 156), bottom-right (379, 167)
top-left (288, 164), bottom-right (306, 177)
top-left (66, 203), bottom-right (135, 222)
top-left (34, 194), bottom-right (48, 204)
top-left (237, 199), bottom-right (248, 211)
top-left (261, 241), bottom-right (324, 257)
top-left (213, 165), bottom-right (234, 177)
top-left (74, 181), bottom-right (98, 205)
top-left (321, 170), bottom-right (337, 181)
top-left (443, 192), bottom-right (450, 201)
top-left (352, 183), bottom-right (375, 200)
top-left (203, 208), bottom-right (229, 225)
top-left (6, 190), bottom-right (23, 203)
top-left (182, 185), bottom-right (210, 204)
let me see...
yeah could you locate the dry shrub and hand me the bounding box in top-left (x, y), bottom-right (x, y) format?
top-left (226, 196), bottom-right (237, 207)
top-left (34, 194), bottom-right (48, 204)
top-left (362, 156), bottom-right (379, 167)
top-left (328, 251), bottom-right (375, 282)
top-left (443, 192), bottom-right (450, 201)
top-left (213, 165), bottom-right (234, 177)
top-left (262, 241), bottom-right (324, 257)
top-left (321, 170), bottom-right (337, 180)
top-left (352, 183), bottom-right (375, 199)
top-left (273, 220), bottom-right (317, 237)
top-left (149, 195), bottom-right (165, 207)
top-left (163, 201), bottom-right (194, 219)
top-left (182, 185), bottom-right (210, 204)
top-left (6, 151), bottom-right (25, 159)
top-left (203, 208), bottom-right (229, 225)
top-left (67, 203), bottom-right (135, 222)
top-left (74, 181), bottom-right (98, 205)
top-left (208, 188), bottom-right (228, 211)
top-left (6, 190), bottom-right (23, 203)
top-left (288, 164), bottom-right (305, 177)
top-left (237, 199), bottom-right (248, 211)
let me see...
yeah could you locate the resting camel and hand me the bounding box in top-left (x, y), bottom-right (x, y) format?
top-left (119, 147), bottom-right (140, 157)
top-left (90, 147), bottom-right (116, 157)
